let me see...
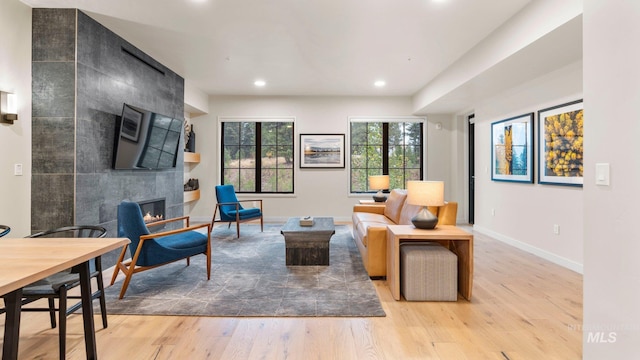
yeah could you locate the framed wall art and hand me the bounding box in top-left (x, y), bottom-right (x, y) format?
top-left (491, 113), bottom-right (534, 183)
top-left (538, 99), bottom-right (584, 186)
top-left (120, 104), bottom-right (143, 143)
top-left (300, 134), bottom-right (345, 168)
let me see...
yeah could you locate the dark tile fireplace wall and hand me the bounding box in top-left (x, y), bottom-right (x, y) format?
top-left (32, 9), bottom-right (185, 268)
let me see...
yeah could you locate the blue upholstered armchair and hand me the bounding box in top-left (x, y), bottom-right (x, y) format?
top-left (211, 184), bottom-right (263, 237)
top-left (111, 201), bottom-right (211, 299)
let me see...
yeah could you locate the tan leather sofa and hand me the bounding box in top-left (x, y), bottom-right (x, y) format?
top-left (352, 189), bottom-right (458, 277)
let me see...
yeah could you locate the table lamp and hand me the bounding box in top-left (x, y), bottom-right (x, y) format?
top-left (369, 175), bottom-right (390, 202)
top-left (406, 180), bottom-right (445, 229)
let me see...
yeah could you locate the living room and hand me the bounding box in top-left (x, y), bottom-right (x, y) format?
top-left (1, 0), bottom-right (638, 359)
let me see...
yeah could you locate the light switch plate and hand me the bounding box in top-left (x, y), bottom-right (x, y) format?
top-left (595, 163), bottom-right (610, 186)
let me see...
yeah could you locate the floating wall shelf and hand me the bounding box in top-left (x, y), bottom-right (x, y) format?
top-left (184, 189), bottom-right (200, 202)
top-left (184, 152), bottom-right (201, 163)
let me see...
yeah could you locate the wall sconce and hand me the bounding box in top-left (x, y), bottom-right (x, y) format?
top-left (1, 91), bottom-right (18, 124)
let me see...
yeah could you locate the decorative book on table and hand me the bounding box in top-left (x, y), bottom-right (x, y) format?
top-left (299, 216), bottom-right (314, 226)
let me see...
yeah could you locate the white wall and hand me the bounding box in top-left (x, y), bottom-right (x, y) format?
top-left (0, 0), bottom-right (31, 237)
top-left (412, 0), bottom-right (583, 114)
top-left (188, 95), bottom-right (460, 222)
top-left (583, 0), bottom-right (640, 357)
top-left (473, 60), bottom-right (584, 272)
top-left (185, 79), bottom-right (209, 115)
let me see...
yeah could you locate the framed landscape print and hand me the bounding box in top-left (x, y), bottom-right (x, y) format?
top-left (538, 99), bottom-right (584, 186)
top-left (300, 134), bottom-right (345, 168)
top-left (491, 113), bottom-right (534, 183)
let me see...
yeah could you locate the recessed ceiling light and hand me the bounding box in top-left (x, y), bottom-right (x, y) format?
top-left (374, 80), bottom-right (386, 87)
top-left (254, 80), bottom-right (266, 87)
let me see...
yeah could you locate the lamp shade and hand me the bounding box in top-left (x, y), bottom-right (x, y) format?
top-left (406, 181), bottom-right (445, 207)
top-left (369, 175), bottom-right (390, 191)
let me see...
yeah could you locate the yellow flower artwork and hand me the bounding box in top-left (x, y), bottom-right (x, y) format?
top-left (538, 100), bottom-right (584, 186)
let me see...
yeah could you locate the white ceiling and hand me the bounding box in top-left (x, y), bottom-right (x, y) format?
top-left (21, 0), bottom-right (533, 99)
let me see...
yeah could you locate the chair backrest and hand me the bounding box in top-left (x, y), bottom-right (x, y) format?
top-left (117, 201), bottom-right (151, 256)
top-left (0, 225), bottom-right (10, 238)
top-left (215, 185), bottom-right (244, 216)
top-left (26, 225), bottom-right (107, 239)
top-left (26, 225), bottom-right (107, 273)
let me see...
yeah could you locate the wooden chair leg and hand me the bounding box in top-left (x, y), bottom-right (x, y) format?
top-left (110, 246), bottom-right (128, 286)
top-left (58, 287), bottom-right (67, 360)
top-left (236, 222), bottom-right (240, 238)
top-left (118, 267), bottom-right (134, 299)
top-left (211, 206), bottom-right (219, 230)
top-left (206, 230), bottom-right (212, 280)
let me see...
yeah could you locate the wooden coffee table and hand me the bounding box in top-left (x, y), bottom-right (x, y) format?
top-left (281, 217), bottom-right (335, 265)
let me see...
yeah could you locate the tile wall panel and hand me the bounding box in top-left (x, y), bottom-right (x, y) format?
top-left (31, 117), bottom-right (75, 174)
top-left (32, 8), bottom-right (76, 62)
top-left (32, 9), bottom-right (185, 267)
top-left (32, 62), bottom-right (76, 119)
top-left (31, 174), bottom-right (74, 232)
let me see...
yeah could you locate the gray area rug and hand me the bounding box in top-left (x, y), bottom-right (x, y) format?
top-left (102, 224), bottom-right (385, 317)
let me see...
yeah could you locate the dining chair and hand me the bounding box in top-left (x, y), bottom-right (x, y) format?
top-left (211, 184), bottom-right (263, 237)
top-left (0, 225), bottom-right (107, 360)
top-left (0, 224), bottom-right (10, 237)
top-left (111, 201), bottom-right (211, 299)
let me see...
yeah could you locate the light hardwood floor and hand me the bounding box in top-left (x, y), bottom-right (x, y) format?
top-left (1, 227), bottom-right (582, 359)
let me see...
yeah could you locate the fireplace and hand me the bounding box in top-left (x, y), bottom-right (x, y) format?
top-left (137, 198), bottom-right (166, 225)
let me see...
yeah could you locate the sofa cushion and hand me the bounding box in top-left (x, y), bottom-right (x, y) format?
top-left (354, 212), bottom-right (391, 225)
top-left (356, 220), bottom-right (393, 247)
top-left (383, 189), bottom-right (407, 224)
top-left (398, 201), bottom-right (422, 225)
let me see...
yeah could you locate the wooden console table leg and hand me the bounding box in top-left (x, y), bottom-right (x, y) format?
top-left (387, 231), bottom-right (402, 300)
top-left (453, 240), bottom-right (473, 300)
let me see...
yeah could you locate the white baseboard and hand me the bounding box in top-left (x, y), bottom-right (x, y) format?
top-left (264, 216), bottom-right (353, 223)
top-left (472, 225), bottom-right (584, 274)
top-left (190, 216), bottom-right (211, 223)
top-left (192, 215), bottom-right (353, 224)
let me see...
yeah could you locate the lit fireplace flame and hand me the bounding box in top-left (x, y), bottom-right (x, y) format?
top-left (143, 211), bottom-right (164, 224)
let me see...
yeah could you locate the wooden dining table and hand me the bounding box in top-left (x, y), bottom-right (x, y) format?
top-left (1, 237), bottom-right (130, 360)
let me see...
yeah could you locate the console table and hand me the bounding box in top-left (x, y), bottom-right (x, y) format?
top-left (386, 225), bottom-right (473, 301)
top-left (1, 237), bottom-right (130, 360)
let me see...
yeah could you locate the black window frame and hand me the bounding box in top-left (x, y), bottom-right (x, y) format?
top-left (220, 118), bottom-right (295, 194)
top-left (349, 117), bottom-right (425, 194)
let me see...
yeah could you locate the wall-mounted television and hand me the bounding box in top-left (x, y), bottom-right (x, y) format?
top-left (112, 103), bottom-right (182, 170)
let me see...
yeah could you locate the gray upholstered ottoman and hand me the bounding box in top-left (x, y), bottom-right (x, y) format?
top-left (400, 243), bottom-right (458, 301)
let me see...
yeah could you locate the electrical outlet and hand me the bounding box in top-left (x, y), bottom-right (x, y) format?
top-left (491, 208), bottom-right (495, 216)
top-left (553, 224), bottom-right (560, 235)
top-left (14, 163), bottom-right (22, 176)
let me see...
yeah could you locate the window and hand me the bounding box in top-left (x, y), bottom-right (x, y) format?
top-left (221, 118), bottom-right (294, 193)
top-left (350, 118), bottom-right (424, 193)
